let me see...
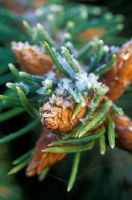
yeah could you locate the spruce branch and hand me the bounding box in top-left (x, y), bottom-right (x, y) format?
top-left (0, 1), bottom-right (132, 193)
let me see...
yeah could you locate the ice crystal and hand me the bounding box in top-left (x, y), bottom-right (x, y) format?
top-left (42, 72), bottom-right (56, 87)
top-left (49, 94), bottom-right (71, 108)
top-left (15, 82), bottom-right (29, 94)
top-left (57, 54), bottom-right (75, 77)
top-left (122, 53), bottom-right (130, 61)
top-left (110, 45), bottom-right (120, 54)
top-left (36, 72), bottom-right (56, 95)
top-left (40, 94), bottom-right (71, 123)
top-left (61, 78), bottom-right (73, 91)
top-left (12, 41), bottom-right (40, 52)
top-left (55, 71), bottom-right (108, 104)
top-left (74, 72), bottom-right (107, 94)
top-left (36, 87), bottom-right (46, 95)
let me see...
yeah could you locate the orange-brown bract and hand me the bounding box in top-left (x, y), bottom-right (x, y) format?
top-left (27, 95), bottom-right (89, 175)
top-left (12, 42), bottom-right (53, 75)
top-left (111, 114), bottom-right (132, 152)
top-left (40, 96), bottom-right (89, 133)
top-left (100, 42), bottom-right (132, 101)
top-left (26, 129), bottom-right (66, 176)
top-left (79, 27), bottom-right (105, 40)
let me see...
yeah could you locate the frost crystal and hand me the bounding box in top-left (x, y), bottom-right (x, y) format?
top-left (110, 46), bottom-right (120, 54)
top-left (15, 82), bottom-right (29, 94)
top-left (40, 103), bottom-right (59, 121)
top-left (57, 79), bottom-right (70, 92)
top-left (36, 72), bottom-right (56, 95)
top-left (75, 72), bottom-right (95, 90)
top-left (40, 94), bottom-right (71, 123)
top-left (74, 72), bottom-right (108, 95)
top-left (49, 94), bottom-right (71, 108)
top-left (12, 41), bottom-right (40, 52)
top-left (57, 54), bottom-right (75, 77)
top-left (36, 87), bottom-right (45, 95)
top-left (61, 78), bottom-right (73, 91)
top-left (122, 53), bottom-right (130, 61)
top-left (55, 71), bottom-right (108, 103)
top-left (42, 72), bottom-right (56, 87)
top-left (46, 71), bottom-right (56, 80)
top-left (118, 39), bottom-right (132, 61)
